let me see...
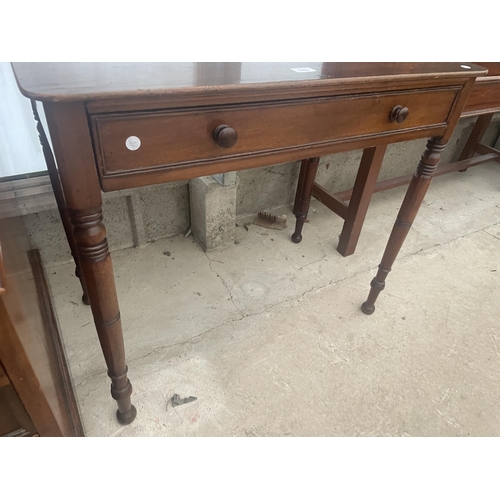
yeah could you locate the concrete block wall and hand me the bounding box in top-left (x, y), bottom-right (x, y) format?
top-left (22, 181), bottom-right (190, 265)
top-left (14, 115), bottom-right (500, 266)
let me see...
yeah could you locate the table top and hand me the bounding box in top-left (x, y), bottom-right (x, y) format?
top-left (12, 62), bottom-right (487, 103)
top-left (474, 62), bottom-right (500, 76)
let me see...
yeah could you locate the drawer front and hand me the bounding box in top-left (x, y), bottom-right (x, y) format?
top-left (463, 78), bottom-right (500, 116)
top-left (92, 87), bottom-right (459, 176)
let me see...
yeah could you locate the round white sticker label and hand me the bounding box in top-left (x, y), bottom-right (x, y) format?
top-left (125, 136), bottom-right (141, 151)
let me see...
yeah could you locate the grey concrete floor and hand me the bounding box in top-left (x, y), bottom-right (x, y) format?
top-left (47, 163), bottom-right (500, 436)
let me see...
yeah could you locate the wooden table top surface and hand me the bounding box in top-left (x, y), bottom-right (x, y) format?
top-left (11, 62), bottom-right (487, 103)
top-left (474, 62), bottom-right (500, 76)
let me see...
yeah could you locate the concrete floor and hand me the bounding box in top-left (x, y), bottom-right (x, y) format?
top-left (47, 163), bottom-right (500, 436)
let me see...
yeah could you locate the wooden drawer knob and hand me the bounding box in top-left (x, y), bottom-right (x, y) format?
top-left (213, 124), bottom-right (238, 148)
top-left (389, 105), bottom-right (410, 124)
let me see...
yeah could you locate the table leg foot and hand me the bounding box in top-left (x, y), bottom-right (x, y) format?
top-left (361, 302), bottom-right (375, 315)
top-left (75, 264), bottom-right (90, 305)
top-left (362, 273), bottom-right (387, 314)
top-left (109, 365), bottom-right (135, 425)
top-left (117, 405), bottom-right (137, 425)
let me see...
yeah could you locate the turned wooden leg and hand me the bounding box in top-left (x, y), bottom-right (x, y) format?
top-left (292, 157), bottom-right (320, 243)
top-left (31, 100), bottom-right (89, 305)
top-left (293, 158), bottom-right (308, 215)
top-left (44, 101), bottom-right (136, 424)
top-left (362, 138), bottom-right (446, 314)
top-left (337, 145), bottom-right (387, 256)
top-left (71, 207), bottom-right (136, 424)
top-left (74, 261), bottom-right (90, 305)
top-left (457, 113), bottom-right (494, 171)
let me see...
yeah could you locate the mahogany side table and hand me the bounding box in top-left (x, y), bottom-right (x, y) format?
top-left (12, 62), bottom-right (487, 424)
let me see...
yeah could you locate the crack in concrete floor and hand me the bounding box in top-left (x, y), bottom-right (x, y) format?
top-left (78, 220), bottom-right (500, 384)
top-left (205, 252), bottom-right (245, 319)
top-left (72, 219), bottom-right (500, 392)
top-left (45, 163), bottom-right (500, 435)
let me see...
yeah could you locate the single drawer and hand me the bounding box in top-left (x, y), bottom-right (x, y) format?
top-left (91, 87), bottom-right (459, 177)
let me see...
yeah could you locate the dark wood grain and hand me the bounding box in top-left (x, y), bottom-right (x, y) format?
top-left (303, 145), bottom-right (387, 255)
top-left (99, 124), bottom-right (450, 192)
top-left (83, 78), bottom-right (475, 114)
top-left (473, 63), bottom-right (500, 76)
top-left (337, 145), bottom-right (387, 256)
top-left (12, 62), bottom-right (486, 103)
top-left (462, 79), bottom-right (500, 116)
top-left (463, 62), bottom-right (500, 116)
top-left (91, 88), bottom-right (458, 180)
top-left (43, 101), bottom-right (136, 425)
top-left (441, 78), bottom-right (477, 143)
top-left (311, 182), bottom-right (348, 219)
top-left (31, 100), bottom-right (90, 305)
top-left (473, 142), bottom-right (500, 159)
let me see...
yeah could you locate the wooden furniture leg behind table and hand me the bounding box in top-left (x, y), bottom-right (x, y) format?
top-left (44, 102), bottom-right (136, 424)
top-left (336, 145), bottom-right (387, 256)
top-left (30, 101), bottom-right (90, 306)
top-left (292, 157), bottom-right (320, 243)
top-left (457, 113), bottom-right (495, 169)
top-left (298, 112), bottom-right (499, 259)
top-left (292, 145), bottom-right (387, 256)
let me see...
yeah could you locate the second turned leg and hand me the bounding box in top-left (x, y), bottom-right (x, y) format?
top-left (31, 100), bottom-right (89, 305)
top-left (292, 157), bottom-right (320, 243)
top-left (457, 113), bottom-right (494, 171)
top-left (53, 190), bottom-right (90, 306)
top-left (362, 138), bottom-right (446, 314)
